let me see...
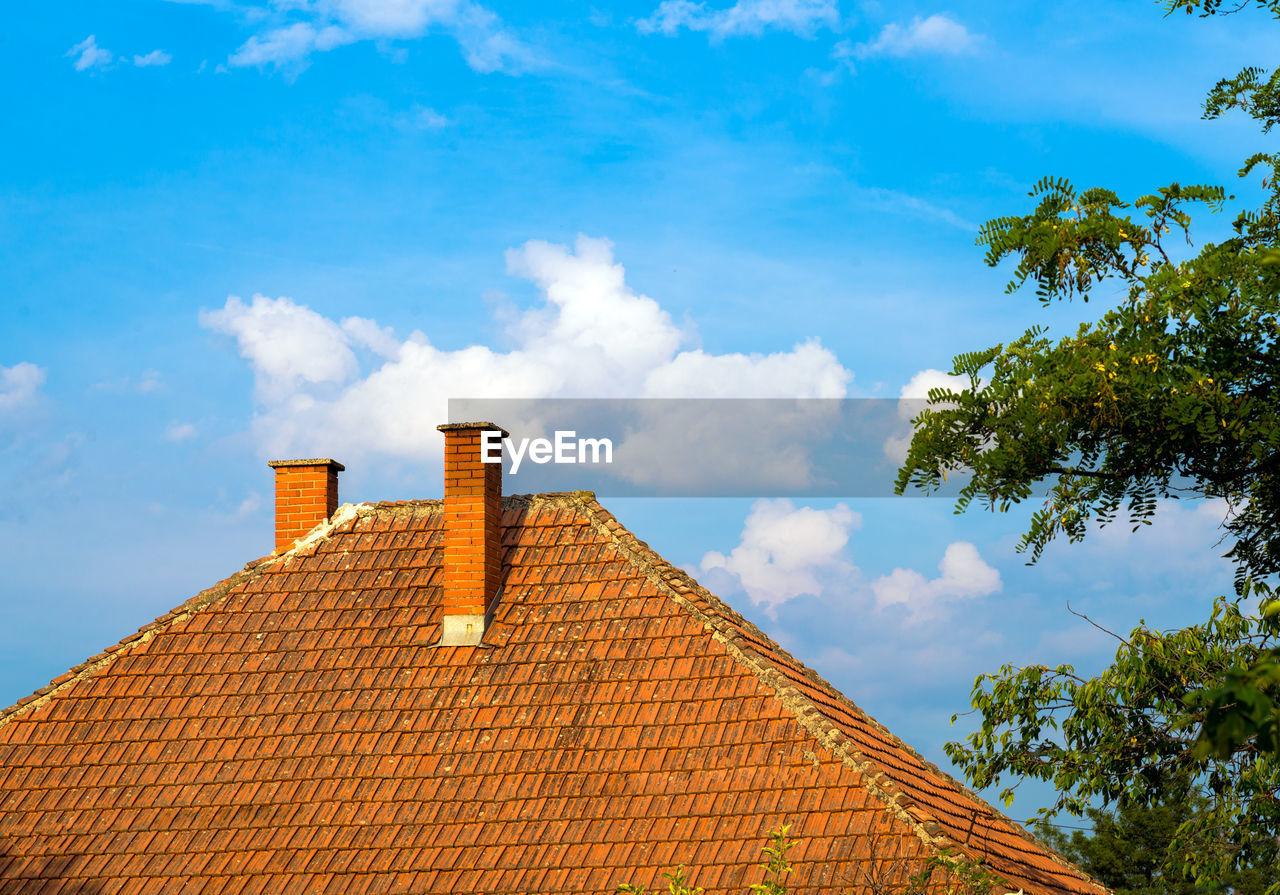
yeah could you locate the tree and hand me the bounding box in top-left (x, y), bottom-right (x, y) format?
top-left (1035, 797), bottom-right (1280, 895)
top-left (895, 0), bottom-right (1280, 888)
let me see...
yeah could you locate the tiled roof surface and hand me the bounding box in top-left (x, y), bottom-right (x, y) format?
top-left (0, 493), bottom-right (1106, 895)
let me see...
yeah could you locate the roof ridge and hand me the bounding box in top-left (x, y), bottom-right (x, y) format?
top-left (564, 492), bottom-right (1101, 893)
top-left (368, 497), bottom-right (441, 508)
top-left (560, 494), bottom-right (965, 859)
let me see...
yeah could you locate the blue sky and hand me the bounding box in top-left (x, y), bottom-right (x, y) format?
top-left (2, 0), bottom-right (1271, 826)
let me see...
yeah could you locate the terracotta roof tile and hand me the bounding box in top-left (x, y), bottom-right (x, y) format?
top-left (0, 494), bottom-right (1105, 894)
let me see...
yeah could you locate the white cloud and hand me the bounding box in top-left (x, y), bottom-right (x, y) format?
top-left (854, 14), bottom-right (980, 59)
top-left (446, 1), bottom-right (529, 73)
top-left (871, 541), bottom-right (1001, 623)
top-left (225, 0), bottom-right (529, 73)
top-left (645, 342), bottom-right (850, 398)
top-left (688, 501), bottom-right (1019, 718)
top-left (697, 499), bottom-right (1002, 626)
top-left (638, 0), bottom-right (839, 39)
top-left (503, 236), bottom-right (685, 381)
top-left (701, 499), bottom-right (860, 610)
top-left (201, 235), bottom-right (854, 462)
top-left (329, 0), bottom-right (456, 32)
top-left (897, 367), bottom-right (970, 403)
top-left (883, 367), bottom-right (972, 462)
top-left (133, 50), bottom-right (172, 67)
top-left (342, 316), bottom-right (403, 358)
top-left (229, 22), bottom-right (354, 68)
top-left (199, 295), bottom-right (358, 402)
top-left (166, 422), bottom-right (198, 442)
top-left (0, 363), bottom-right (46, 410)
top-left (67, 35), bottom-right (112, 72)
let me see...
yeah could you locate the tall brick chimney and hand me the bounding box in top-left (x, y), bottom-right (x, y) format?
top-left (436, 422), bottom-right (507, 646)
top-left (267, 458), bottom-right (344, 553)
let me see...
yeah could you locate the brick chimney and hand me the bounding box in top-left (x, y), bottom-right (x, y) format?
top-left (436, 422), bottom-right (507, 646)
top-left (267, 458), bottom-right (345, 553)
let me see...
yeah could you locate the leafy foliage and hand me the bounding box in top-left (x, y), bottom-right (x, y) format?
top-left (747, 825), bottom-right (795, 895)
top-left (893, 0), bottom-right (1280, 890)
top-left (616, 827), bottom-right (1010, 895)
top-left (942, 595), bottom-right (1280, 884)
top-left (1163, 0), bottom-right (1280, 18)
top-left (897, 170), bottom-right (1280, 584)
top-left (615, 826), bottom-right (792, 895)
top-left (1035, 796), bottom-right (1280, 895)
top-left (617, 865), bottom-right (705, 895)
top-left (904, 854), bottom-right (1004, 895)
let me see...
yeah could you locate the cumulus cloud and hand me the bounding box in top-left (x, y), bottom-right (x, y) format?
top-left (201, 234), bottom-right (853, 461)
top-left (854, 14), bottom-right (980, 59)
top-left (883, 367), bottom-right (972, 463)
top-left (697, 498), bottom-right (1003, 627)
top-left (897, 367), bottom-right (971, 403)
top-left (871, 541), bottom-right (1002, 624)
top-left (224, 0), bottom-right (529, 73)
top-left (645, 342), bottom-right (850, 398)
top-left (638, 0), bottom-right (839, 39)
top-left (0, 363), bottom-right (46, 411)
top-left (199, 295), bottom-right (358, 403)
top-left (133, 50), bottom-right (172, 67)
top-left (67, 35), bottom-right (112, 71)
top-left (503, 236), bottom-right (685, 384)
top-left (700, 499), bottom-right (860, 611)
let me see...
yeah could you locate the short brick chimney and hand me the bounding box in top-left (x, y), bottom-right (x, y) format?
top-left (437, 422), bottom-right (507, 646)
top-left (267, 458), bottom-right (345, 553)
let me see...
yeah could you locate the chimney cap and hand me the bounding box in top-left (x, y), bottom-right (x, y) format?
top-left (267, 458), bottom-right (346, 471)
top-left (437, 421), bottom-right (510, 438)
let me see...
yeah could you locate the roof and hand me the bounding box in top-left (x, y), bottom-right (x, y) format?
top-left (0, 492), bottom-right (1106, 895)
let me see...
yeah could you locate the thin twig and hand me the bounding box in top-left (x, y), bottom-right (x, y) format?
top-left (1067, 600), bottom-right (1132, 646)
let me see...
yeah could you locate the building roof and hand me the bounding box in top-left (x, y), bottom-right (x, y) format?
top-left (0, 492), bottom-right (1106, 895)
